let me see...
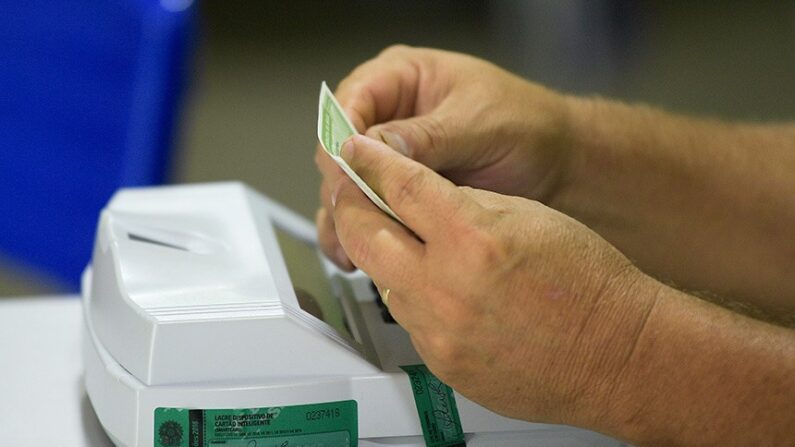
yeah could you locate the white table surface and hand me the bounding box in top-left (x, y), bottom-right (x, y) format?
top-left (0, 295), bottom-right (113, 446)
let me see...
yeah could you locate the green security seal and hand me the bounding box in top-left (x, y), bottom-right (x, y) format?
top-left (400, 365), bottom-right (466, 447)
top-left (154, 400), bottom-right (357, 447)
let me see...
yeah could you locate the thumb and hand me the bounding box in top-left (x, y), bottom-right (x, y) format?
top-left (365, 115), bottom-right (455, 171)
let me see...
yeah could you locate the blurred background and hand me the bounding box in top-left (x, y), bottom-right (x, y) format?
top-left (1, 0), bottom-right (794, 296)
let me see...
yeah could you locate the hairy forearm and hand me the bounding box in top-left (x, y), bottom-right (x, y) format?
top-left (596, 282), bottom-right (795, 446)
top-left (552, 96), bottom-right (795, 316)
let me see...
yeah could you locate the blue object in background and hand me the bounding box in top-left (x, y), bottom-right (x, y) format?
top-left (0, 0), bottom-right (196, 290)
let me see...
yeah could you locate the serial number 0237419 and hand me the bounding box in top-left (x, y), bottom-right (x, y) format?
top-left (154, 400), bottom-right (357, 447)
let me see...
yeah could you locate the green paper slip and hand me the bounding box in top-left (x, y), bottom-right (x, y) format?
top-left (317, 81), bottom-right (405, 224)
top-left (154, 400), bottom-right (357, 447)
top-left (401, 364), bottom-right (467, 447)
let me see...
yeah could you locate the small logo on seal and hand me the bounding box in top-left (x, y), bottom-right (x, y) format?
top-left (158, 420), bottom-right (183, 446)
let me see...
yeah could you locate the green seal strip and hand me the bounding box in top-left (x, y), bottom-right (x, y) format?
top-left (401, 364), bottom-right (466, 447)
top-left (154, 400), bottom-right (357, 447)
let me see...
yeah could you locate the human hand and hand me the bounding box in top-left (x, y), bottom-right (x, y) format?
top-left (330, 135), bottom-right (661, 425)
top-left (316, 46), bottom-right (575, 269)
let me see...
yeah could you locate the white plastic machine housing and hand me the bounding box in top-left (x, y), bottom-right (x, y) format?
top-left (82, 182), bottom-right (625, 446)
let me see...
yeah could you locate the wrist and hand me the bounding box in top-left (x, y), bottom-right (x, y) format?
top-left (529, 92), bottom-right (599, 209)
top-left (587, 272), bottom-right (666, 436)
top-left (515, 85), bottom-right (584, 204)
top-left (544, 93), bottom-right (677, 233)
top-left (589, 282), bottom-right (795, 446)
top-left (566, 266), bottom-right (666, 432)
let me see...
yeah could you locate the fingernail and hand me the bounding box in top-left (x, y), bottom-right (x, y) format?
top-left (379, 130), bottom-right (410, 157)
top-left (335, 246), bottom-right (349, 266)
top-left (340, 138), bottom-right (355, 163)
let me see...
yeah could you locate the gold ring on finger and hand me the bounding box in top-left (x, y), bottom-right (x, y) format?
top-left (382, 288), bottom-right (391, 306)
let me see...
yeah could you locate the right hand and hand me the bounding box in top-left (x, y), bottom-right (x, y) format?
top-left (315, 45), bottom-right (575, 269)
top-left (330, 134), bottom-right (658, 425)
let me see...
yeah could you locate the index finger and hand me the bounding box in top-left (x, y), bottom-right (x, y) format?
top-left (333, 47), bottom-right (420, 132)
top-left (340, 135), bottom-right (479, 242)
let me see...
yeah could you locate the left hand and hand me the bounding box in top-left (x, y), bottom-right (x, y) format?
top-left (315, 46), bottom-right (574, 270)
top-left (329, 135), bottom-right (662, 425)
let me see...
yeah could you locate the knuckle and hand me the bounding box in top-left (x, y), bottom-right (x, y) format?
top-left (384, 164), bottom-right (428, 211)
top-left (415, 115), bottom-right (449, 153)
top-left (341, 226), bottom-right (372, 268)
top-left (458, 222), bottom-right (506, 266)
top-left (426, 333), bottom-right (464, 371)
top-left (317, 227), bottom-right (338, 258)
top-left (426, 351), bottom-right (467, 388)
top-left (336, 76), bottom-right (353, 92)
top-left (317, 215), bottom-right (340, 253)
top-left (380, 44), bottom-right (412, 58)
